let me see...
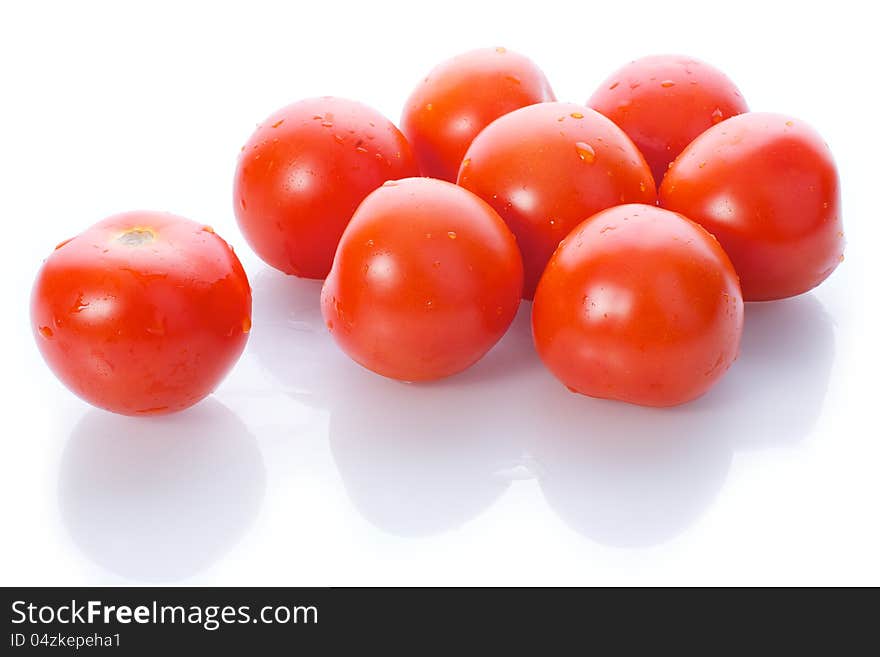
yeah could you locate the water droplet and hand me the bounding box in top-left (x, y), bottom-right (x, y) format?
top-left (495, 46), bottom-right (507, 53)
top-left (321, 120), bottom-right (333, 128)
top-left (432, 260), bottom-right (441, 268)
top-left (785, 120), bottom-right (794, 127)
top-left (425, 299), bottom-right (434, 308)
top-left (240, 198), bottom-right (247, 210)
top-left (326, 320), bottom-right (334, 330)
top-left (570, 112), bottom-right (584, 119)
top-left (639, 181), bottom-right (646, 192)
top-left (609, 81), bottom-right (619, 90)
top-left (600, 225), bottom-right (616, 233)
top-left (629, 81), bottom-right (641, 89)
top-left (711, 108), bottom-right (724, 124)
top-left (425, 103), bottom-right (433, 111)
top-left (383, 180), bottom-right (398, 187)
top-left (823, 202), bottom-right (829, 209)
top-left (447, 231), bottom-right (457, 240)
top-left (839, 254), bottom-right (845, 263)
top-left (461, 158), bottom-right (471, 168)
top-left (575, 142), bottom-right (596, 163)
top-left (366, 239), bottom-right (374, 247)
top-left (557, 116), bottom-right (565, 122)
top-left (242, 316), bottom-right (252, 333)
top-left (699, 162), bottom-right (707, 168)
top-left (356, 146), bottom-right (368, 154)
top-left (39, 326), bottom-right (53, 339)
top-left (271, 119), bottom-right (284, 128)
top-left (660, 80), bottom-right (675, 87)
top-left (54, 237), bottom-right (74, 250)
top-left (334, 134), bottom-right (345, 144)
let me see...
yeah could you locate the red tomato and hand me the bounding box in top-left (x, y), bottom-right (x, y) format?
top-left (233, 97), bottom-right (419, 278)
top-left (321, 177), bottom-right (523, 381)
top-left (659, 112), bottom-right (844, 301)
top-left (457, 102), bottom-right (656, 298)
top-left (589, 54), bottom-right (748, 184)
top-left (532, 204), bottom-right (743, 407)
top-left (401, 47), bottom-right (555, 182)
top-left (31, 212), bottom-right (252, 415)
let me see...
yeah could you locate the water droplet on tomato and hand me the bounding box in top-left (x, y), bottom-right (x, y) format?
top-left (711, 108), bottom-right (724, 124)
top-left (660, 80), bottom-right (675, 87)
top-left (447, 231), bottom-right (457, 240)
top-left (575, 142), bottom-right (596, 163)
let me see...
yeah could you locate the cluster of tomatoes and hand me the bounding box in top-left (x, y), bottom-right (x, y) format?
top-left (32, 50), bottom-right (843, 415)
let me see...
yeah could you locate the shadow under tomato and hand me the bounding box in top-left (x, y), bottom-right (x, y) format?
top-left (249, 262), bottom-right (836, 547)
top-left (58, 399), bottom-right (266, 582)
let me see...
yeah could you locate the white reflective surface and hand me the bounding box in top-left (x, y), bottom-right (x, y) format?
top-left (1, 0), bottom-right (878, 586)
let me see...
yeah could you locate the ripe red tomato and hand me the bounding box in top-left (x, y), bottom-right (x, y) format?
top-left (457, 102), bottom-right (656, 298)
top-left (233, 97), bottom-right (419, 278)
top-left (31, 212), bottom-right (252, 415)
top-left (401, 47), bottom-right (555, 182)
top-left (321, 177), bottom-right (523, 381)
top-left (589, 55), bottom-right (748, 184)
top-left (532, 204), bottom-right (743, 407)
top-left (659, 112), bottom-right (844, 301)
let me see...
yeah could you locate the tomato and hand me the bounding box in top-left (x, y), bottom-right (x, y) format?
top-left (321, 177), bottom-right (523, 381)
top-left (659, 112), bottom-right (844, 301)
top-left (458, 102), bottom-right (656, 298)
top-left (532, 204), bottom-right (743, 407)
top-left (233, 97), bottom-right (419, 278)
top-left (31, 212), bottom-right (252, 415)
top-left (401, 47), bottom-right (555, 182)
top-left (589, 54), bottom-right (748, 184)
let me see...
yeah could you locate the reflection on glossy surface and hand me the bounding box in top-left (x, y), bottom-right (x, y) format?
top-left (250, 267), bottom-right (835, 547)
top-left (327, 311), bottom-right (536, 536)
top-left (249, 270), bottom-right (343, 409)
top-left (58, 400), bottom-right (265, 582)
top-left (692, 294), bottom-right (836, 448)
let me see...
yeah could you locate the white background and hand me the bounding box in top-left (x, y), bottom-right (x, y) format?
top-left (1, 0), bottom-right (877, 586)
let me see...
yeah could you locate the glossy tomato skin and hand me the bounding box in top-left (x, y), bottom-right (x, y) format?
top-left (234, 97), bottom-right (419, 279)
top-left (458, 102), bottom-right (656, 299)
top-left (401, 47), bottom-right (555, 182)
top-left (659, 112), bottom-right (843, 301)
top-left (31, 212), bottom-right (252, 415)
top-left (321, 177), bottom-right (523, 382)
top-left (589, 55), bottom-right (748, 184)
top-left (532, 204), bottom-right (743, 407)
